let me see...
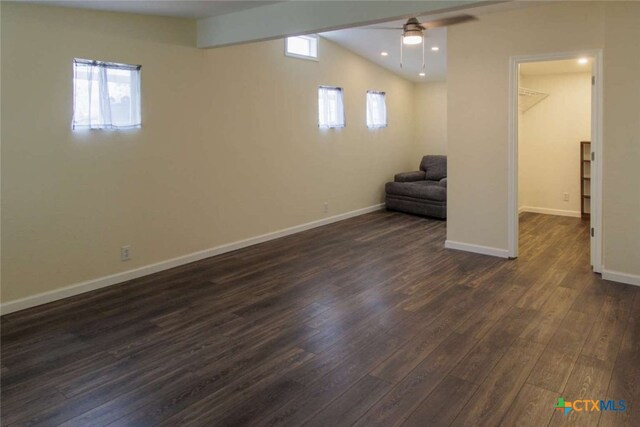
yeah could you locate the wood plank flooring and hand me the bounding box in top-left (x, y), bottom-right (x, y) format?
top-left (1, 211), bottom-right (638, 426)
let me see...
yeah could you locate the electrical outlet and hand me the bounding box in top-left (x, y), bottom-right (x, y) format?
top-left (323, 202), bottom-right (329, 214)
top-left (121, 245), bottom-right (131, 261)
top-left (563, 192), bottom-right (570, 201)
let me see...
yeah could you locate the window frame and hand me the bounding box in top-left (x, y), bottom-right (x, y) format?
top-left (72, 58), bottom-right (142, 131)
top-left (366, 90), bottom-right (388, 129)
top-left (318, 86), bottom-right (345, 129)
top-left (285, 34), bottom-right (320, 61)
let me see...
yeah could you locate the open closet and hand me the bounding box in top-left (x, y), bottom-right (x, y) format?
top-left (517, 59), bottom-right (592, 220)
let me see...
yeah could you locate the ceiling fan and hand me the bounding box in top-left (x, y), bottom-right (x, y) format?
top-left (365, 15), bottom-right (477, 75)
top-left (369, 15), bottom-right (477, 44)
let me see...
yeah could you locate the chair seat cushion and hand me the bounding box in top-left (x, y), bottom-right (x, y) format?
top-left (385, 181), bottom-right (447, 201)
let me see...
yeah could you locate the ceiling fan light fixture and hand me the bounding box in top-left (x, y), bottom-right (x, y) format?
top-left (402, 29), bottom-right (423, 45)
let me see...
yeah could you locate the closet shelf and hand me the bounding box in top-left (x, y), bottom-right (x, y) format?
top-left (581, 141), bottom-right (591, 218)
top-left (518, 87), bottom-right (549, 113)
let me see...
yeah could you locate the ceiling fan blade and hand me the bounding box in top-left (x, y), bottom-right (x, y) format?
top-left (356, 26), bottom-right (403, 30)
top-left (418, 15), bottom-right (477, 29)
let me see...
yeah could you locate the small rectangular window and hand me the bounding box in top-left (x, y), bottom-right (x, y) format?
top-left (366, 91), bottom-right (387, 128)
top-left (285, 35), bottom-right (319, 60)
top-left (318, 86), bottom-right (345, 128)
top-left (73, 59), bottom-right (141, 130)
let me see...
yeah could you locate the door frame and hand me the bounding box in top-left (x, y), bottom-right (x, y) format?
top-left (507, 50), bottom-right (603, 272)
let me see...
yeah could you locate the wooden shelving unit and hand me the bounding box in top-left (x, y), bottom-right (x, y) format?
top-left (580, 141), bottom-right (591, 218)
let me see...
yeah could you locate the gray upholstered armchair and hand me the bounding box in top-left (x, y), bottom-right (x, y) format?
top-left (385, 155), bottom-right (447, 218)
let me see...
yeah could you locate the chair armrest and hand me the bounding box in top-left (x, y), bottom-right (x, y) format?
top-left (439, 177), bottom-right (447, 188)
top-left (394, 171), bottom-right (426, 182)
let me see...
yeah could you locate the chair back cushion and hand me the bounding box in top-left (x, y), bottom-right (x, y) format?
top-left (420, 155), bottom-right (447, 181)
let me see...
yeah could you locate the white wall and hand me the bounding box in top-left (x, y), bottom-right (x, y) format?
top-left (447, 1), bottom-right (640, 281)
top-left (0, 3), bottom-right (422, 305)
top-left (414, 82), bottom-right (447, 155)
top-left (518, 72), bottom-right (591, 217)
top-left (601, 2), bottom-right (640, 279)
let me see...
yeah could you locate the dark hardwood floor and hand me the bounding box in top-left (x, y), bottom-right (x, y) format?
top-left (1, 211), bottom-right (638, 426)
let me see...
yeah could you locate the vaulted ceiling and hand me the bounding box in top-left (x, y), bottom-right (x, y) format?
top-left (321, 23), bottom-right (447, 83)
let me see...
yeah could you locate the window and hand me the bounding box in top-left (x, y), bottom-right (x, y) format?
top-left (285, 35), bottom-right (319, 60)
top-left (366, 91), bottom-right (387, 128)
top-left (73, 59), bottom-right (141, 130)
top-left (318, 86), bottom-right (345, 128)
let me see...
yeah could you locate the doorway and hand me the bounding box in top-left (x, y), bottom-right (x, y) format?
top-left (507, 51), bottom-right (603, 272)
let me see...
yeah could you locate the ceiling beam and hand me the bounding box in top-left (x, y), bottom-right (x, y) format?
top-left (197, 0), bottom-right (484, 48)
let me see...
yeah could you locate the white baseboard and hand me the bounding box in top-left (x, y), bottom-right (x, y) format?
top-left (0, 203), bottom-right (385, 315)
top-left (444, 240), bottom-right (510, 259)
top-left (602, 269), bottom-right (640, 287)
top-left (519, 206), bottom-right (581, 218)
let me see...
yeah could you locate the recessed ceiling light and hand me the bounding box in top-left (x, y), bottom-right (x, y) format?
top-left (419, 72), bottom-right (426, 77)
top-left (578, 57), bottom-right (589, 65)
top-left (380, 52), bottom-right (389, 57)
top-left (431, 46), bottom-right (440, 51)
